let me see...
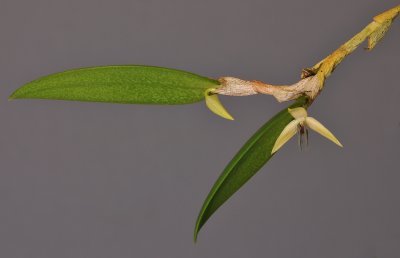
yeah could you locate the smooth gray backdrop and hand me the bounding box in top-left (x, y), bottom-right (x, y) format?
top-left (1, 1), bottom-right (399, 257)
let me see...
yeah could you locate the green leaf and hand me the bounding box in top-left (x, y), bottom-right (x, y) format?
top-left (194, 96), bottom-right (308, 241)
top-left (10, 65), bottom-right (219, 105)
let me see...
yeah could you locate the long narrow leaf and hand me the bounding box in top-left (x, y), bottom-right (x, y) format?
top-left (194, 97), bottom-right (308, 241)
top-left (10, 65), bottom-right (219, 105)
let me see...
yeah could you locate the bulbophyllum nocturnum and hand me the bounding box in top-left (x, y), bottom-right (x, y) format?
top-left (8, 5), bottom-right (399, 241)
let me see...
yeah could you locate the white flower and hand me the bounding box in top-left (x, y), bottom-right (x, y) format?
top-left (271, 107), bottom-right (343, 154)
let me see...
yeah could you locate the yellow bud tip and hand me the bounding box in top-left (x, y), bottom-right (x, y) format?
top-left (205, 89), bottom-right (234, 121)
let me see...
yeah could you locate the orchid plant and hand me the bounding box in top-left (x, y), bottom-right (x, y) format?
top-left (9, 5), bottom-right (399, 241)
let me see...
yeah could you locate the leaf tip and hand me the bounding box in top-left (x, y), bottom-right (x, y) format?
top-left (8, 94), bottom-right (17, 101)
top-left (8, 88), bottom-right (23, 101)
top-left (193, 220), bottom-right (202, 243)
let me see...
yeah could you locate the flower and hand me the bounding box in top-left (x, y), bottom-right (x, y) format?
top-left (271, 107), bottom-right (343, 154)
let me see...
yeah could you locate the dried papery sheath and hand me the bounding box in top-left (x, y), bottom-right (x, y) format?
top-left (215, 75), bottom-right (322, 102)
top-left (367, 20), bottom-right (392, 50)
top-left (214, 77), bottom-right (259, 96)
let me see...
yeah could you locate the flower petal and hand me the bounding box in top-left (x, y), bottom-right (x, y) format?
top-left (205, 89), bottom-right (234, 120)
top-left (288, 107), bottom-right (308, 120)
top-left (305, 117), bottom-right (343, 147)
top-left (271, 119), bottom-right (300, 154)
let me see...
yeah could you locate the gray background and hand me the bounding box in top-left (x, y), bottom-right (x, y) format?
top-left (0, 0), bottom-right (399, 257)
